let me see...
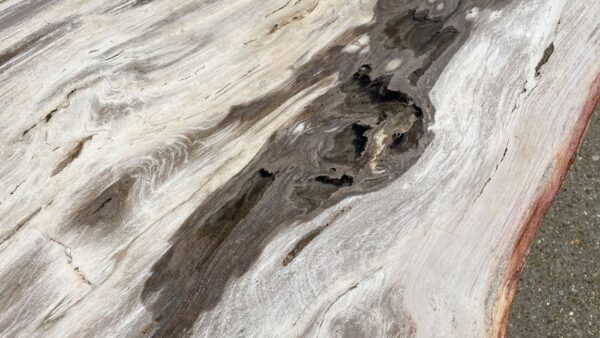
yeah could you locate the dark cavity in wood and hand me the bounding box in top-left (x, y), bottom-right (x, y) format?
top-left (535, 42), bottom-right (554, 77)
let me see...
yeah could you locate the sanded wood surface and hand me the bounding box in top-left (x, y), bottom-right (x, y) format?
top-left (1, 0), bottom-right (599, 337)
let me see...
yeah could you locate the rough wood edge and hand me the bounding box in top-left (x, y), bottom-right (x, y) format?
top-left (491, 69), bottom-right (600, 338)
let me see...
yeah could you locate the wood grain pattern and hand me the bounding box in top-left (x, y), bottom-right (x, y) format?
top-left (0, 0), bottom-right (599, 337)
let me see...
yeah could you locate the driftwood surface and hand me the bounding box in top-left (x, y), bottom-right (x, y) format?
top-left (1, 0), bottom-right (600, 337)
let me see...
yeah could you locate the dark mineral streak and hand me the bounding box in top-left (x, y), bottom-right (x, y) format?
top-left (56, 0), bottom-right (510, 336)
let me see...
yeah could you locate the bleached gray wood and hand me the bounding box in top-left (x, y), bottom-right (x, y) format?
top-left (1, 0), bottom-right (599, 337)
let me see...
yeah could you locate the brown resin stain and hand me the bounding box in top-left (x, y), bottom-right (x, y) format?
top-left (282, 206), bottom-right (351, 266)
top-left (268, 0), bottom-right (319, 34)
top-left (491, 70), bottom-right (600, 337)
top-left (51, 136), bottom-right (92, 176)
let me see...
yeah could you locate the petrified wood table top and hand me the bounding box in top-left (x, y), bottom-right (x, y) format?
top-left (1, 0), bottom-right (599, 337)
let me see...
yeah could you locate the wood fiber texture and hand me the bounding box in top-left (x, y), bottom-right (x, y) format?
top-left (1, 0), bottom-right (599, 337)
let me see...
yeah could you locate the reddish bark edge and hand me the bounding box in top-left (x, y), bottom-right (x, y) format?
top-left (491, 70), bottom-right (600, 338)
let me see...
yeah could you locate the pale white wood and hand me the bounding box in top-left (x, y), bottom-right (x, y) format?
top-left (0, 0), bottom-right (599, 337)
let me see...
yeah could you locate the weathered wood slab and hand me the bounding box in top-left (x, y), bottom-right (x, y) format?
top-left (1, 0), bottom-right (599, 337)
